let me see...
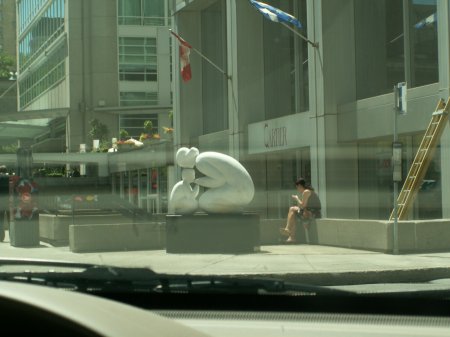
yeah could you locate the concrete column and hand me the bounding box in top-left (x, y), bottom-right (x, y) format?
top-left (309, 0), bottom-right (326, 215)
top-left (316, 0), bottom-right (359, 219)
top-left (226, 0), bottom-right (239, 159)
top-left (439, 0), bottom-right (450, 218)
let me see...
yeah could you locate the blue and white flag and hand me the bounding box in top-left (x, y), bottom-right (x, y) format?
top-left (249, 0), bottom-right (303, 29)
top-left (414, 12), bottom-right (437, 29)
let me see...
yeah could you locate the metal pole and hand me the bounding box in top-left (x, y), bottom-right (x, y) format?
top-left (169, 29), bottom-right (230, 79)
top-left (393, 108), bottom-right (399, 255)
top-left (392, 83), bottom-right (404, 255)
top-left (190, 45), bottom-right (230, 79)
top-left (281, 22), bottom-right (319, 48)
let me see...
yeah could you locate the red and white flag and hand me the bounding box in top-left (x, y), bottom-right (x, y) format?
top-left (170, 30), bottom-right (192, 82)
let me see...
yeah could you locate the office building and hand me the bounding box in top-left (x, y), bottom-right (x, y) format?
top-left (171, 0), bottom-right (447, 220)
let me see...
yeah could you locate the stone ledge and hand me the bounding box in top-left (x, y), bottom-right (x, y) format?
top-left (261, 218), bottom-right (450, 253)
top-left (64, 216), bottom-right (450, 254)
top-left (69, 222), bottom-right (165, 253)
top-left (316, 218), bottom-right (391, 252)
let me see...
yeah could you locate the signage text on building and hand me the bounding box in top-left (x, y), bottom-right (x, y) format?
top-left (248, 113), bottom-right (311, 154)
top-left (264, 123), bottom-right (287, 148)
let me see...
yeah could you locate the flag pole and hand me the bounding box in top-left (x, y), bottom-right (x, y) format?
top-left (190, 45), bottom-right (230, 79)
top-left (281, 23), bottom-right (318, 48)
top-left (169, 29), bottom-right (230, 80)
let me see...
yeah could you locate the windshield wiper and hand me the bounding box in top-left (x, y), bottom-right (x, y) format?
top-left (0, 258), bottom-right (349, 296)
top-left (151, 276), bottom-right (351, 295)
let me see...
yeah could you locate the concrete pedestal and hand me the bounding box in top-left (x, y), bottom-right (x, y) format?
top-left (166, 213), bottom-right (260, 254)
top-left (10, 219), bottom-right (40, 247)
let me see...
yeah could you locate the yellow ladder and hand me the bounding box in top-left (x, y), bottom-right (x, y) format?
top-left (390, 98), bottom-right (450, 221)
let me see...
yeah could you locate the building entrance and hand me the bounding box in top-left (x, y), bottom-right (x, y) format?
top-left (265, 148), bottom-right (310, 219)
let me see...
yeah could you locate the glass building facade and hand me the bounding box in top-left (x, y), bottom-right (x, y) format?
top-left (263, 0), bottom-right (309, 119)
top-left (17, 0), bottom-right (65, 108)
top-left (172, 0), bottom-right (448, 221)
top-left (355, 0), bottom-right (438, 100)
top-left (117, 0), bottom-right (171, 137)
top-left (119, 37), bottom-right (157, 83)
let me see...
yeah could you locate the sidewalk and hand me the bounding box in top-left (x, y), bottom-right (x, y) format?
top-left (2, 232), bottom-right (450, 285)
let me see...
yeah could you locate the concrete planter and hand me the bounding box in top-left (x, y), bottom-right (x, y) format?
top-left (10, 219), bottom-right (40, 247)
top-left (39, 212), bottom-right (130, 246)
top-left (116, 143), bottom-right (139, 152)
top-left (69, 222), bottom-right (166, 253)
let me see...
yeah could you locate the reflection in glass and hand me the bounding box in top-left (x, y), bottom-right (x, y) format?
top-left (201, 0), bottom-right (228, 134)
top-left (263, 0), bottom-right (308, 118)
top-left (408, 0), bottom-right (438, 88)
top-left (355, 0), bottom-right (404, 100)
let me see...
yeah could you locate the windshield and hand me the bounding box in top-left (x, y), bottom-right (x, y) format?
top-left (0, 0), bottom-right (448, 299)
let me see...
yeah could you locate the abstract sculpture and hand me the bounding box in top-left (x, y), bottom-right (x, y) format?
top-left (168, 147), bottom-right (255, 214)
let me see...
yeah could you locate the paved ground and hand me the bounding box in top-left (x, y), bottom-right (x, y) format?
top-left (2, 231), bottom-right (450, 285)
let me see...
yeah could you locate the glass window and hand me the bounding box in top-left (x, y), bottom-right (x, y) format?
top-left (18, 0), bottom-right (65, 72)
top-left (264, 148), bottom-right (310, 219)
top-left (358, 141), bottom-right (394, 219)
top-left (143, 0), bottom-right (165, 25)
top-left (408, 0), bottom-right (438, 87)
top-left (355, 0), bottom-right (438, 99)
top-left (201, 0), bottom-right (228, 134)
top-left (358, 135), bottom-right (442, 220)
top-left (118, 0), bottom-right (141, 25)
top-left (19, 44), bottom-right (66, 108)
top-left (18, 0), bottom-right (48, 34)
top-left (263, 0), bottom-right (309, 118)
top-left (415, 135), bottom-right (442, 219)
top-left (118, 0), bottom-right (166, 26)
top-left (355, 0), bottom-right (405, 99)
top-left (119, 37), bottom-right (157, 82)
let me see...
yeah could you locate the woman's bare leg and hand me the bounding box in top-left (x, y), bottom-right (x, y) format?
top-left (280, 206), bottom-right (298, 241)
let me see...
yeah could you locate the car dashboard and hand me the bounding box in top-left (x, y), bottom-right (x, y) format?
top-left (1, 280), bottom-right (450, 337)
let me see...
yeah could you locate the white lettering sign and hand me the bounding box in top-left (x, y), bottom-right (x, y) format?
top-left (248, 113), bottom-right (312, 154)
top-left (264, 124), bottom-right (288, 148)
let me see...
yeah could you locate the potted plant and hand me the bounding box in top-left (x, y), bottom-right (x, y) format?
top-left (116, 129), bottom-right (136, 151)
top-left (144, 120), bottom-right (153, 133)
top-left (119, 129), bottom-right (129, 141)
top-left (88, 119), bottom-right (108, 152)
top-left (139, 132), bottom-right (150, 142)
top-left (162, 110), bottom-right (174, 140)
top-left (141, 120), bottom-right (161, 145)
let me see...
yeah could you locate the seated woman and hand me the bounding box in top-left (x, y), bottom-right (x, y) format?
top-left (279, 178), bottom-right (321, 244)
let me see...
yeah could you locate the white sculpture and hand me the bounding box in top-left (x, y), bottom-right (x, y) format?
top-left (168, 168), bottom-right (199, 214)
top-left (195, 152), bottom-right (254, 213)
top-left (175, 147), bottom-right (199, 168)
top-left (168, 147), bottom-right (255, 214)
